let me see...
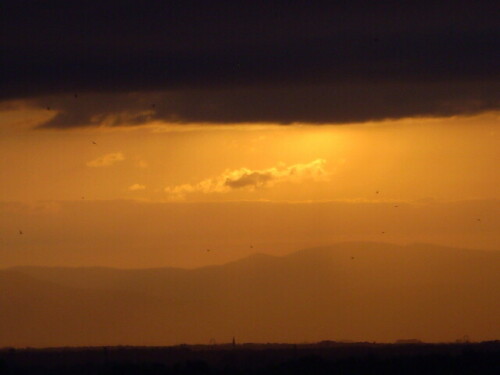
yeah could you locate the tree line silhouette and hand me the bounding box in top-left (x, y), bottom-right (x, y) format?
top-left (1, 341), bottom-right (499, 374)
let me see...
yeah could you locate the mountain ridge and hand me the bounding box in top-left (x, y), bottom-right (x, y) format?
top-left (5, 241), bottom-right (498, 273)
top-left (1, 242), bottom-right (498, 347)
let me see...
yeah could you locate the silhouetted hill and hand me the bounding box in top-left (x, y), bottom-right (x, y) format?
top-left (1, 242), bottom-right (499, 347)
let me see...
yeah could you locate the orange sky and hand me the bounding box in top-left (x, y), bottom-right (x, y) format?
top-left (0, 105), bottom-right (499, 347)
top-left (1, 0), bottom-right (498, 349)
top-left (0, 107), bottom-right (498, 268)
top-left (1, 106), bottom-right (498, 202)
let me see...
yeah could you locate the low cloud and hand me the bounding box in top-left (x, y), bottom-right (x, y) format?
top-left (128, 184), bottom-right (146, 191)
top-left (19, 81), bottom-right (500, 129)
top-left (165, 159), bottom-right (328, 198)
top-left (134, 159), bottom-right (149, 169)
top-left (86, 152), bottom-right (125, 167)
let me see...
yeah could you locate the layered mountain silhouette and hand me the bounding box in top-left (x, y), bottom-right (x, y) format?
top-left (1, 242), bottom-right (499, 347)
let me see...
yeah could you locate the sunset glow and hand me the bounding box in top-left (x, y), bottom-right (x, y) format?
top-left (1, 0), bottom-right (498, 351)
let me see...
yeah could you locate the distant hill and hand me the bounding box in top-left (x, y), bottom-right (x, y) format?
top-left (1, 242), bottom-right (499, 347)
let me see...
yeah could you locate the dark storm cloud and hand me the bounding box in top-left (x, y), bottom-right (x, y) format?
top-left (1, 0), bottom-right (499, 127)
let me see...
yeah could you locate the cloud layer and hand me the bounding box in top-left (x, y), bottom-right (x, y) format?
top-left (86, 153), bottom-right (125, 167)
top-left (128, 184), bottom-right (146, 191)
top-left (1, 1), bottom-right (498, 127)
top-left (165, 159), bottom-right (328, 198)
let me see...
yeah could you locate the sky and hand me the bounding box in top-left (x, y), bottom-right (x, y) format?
top-left (1, 0), bottom-right (498, 264)
top-left (0, 0), bottom-right (499, 345)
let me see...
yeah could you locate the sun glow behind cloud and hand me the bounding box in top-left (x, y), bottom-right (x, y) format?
top-left (164, 159), bottom-right (329, 199)
top-left (0, 109), bottom-right (498, 203)
top-left (1, 1), bottom-right (499, 348)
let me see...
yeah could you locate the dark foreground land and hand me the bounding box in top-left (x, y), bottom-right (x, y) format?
top-left (1, 341), bottom-right (499, 375)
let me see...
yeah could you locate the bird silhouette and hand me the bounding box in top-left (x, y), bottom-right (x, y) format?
top-left (92, 141), bottom-right (97, 145)
top-left (19, 230), bottom-right (23, 235)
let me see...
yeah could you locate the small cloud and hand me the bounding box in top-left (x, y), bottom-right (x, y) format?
top-left (165, 159), bottom-right (328, 198)
top-left (86, 152), bottom-right (125, 167)
top-left (225, 171), bottom-right (274, 189)
top-left (128, 183), bottom-right (146, 191)
top-left (135, 159), bottom-right (149, 168)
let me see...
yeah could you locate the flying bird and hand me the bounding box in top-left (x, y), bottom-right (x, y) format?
top-left (92, 141), bottom-right (97, 145)
top-left (19, 230), bottom-right (23, 235)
